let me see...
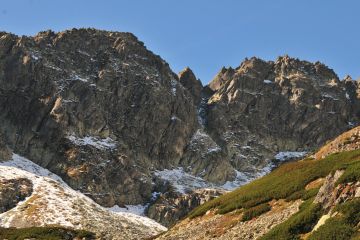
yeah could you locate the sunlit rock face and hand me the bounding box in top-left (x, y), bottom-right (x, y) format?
top-left (205, 56), bottom-right (359, 175)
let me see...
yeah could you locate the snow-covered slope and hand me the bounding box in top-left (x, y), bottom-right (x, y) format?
top-left (0, 153), bottom-right (167, 240)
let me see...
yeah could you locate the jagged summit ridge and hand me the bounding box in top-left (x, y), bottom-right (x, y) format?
top-left (209, 55), bottom-right (341, 91)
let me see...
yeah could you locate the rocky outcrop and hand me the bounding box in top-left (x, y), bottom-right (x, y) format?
top-left (178, 67), bottom-right (203, 105)
top-left (147, 188), bottom-right (225, 227)
top-left (314, 126), bottom-right (360, 159)
top-left (0, 178), bottom-right (33, 213)
top-left (314, 170), bottom-right (360, 210)
top-left (203, 56), bottom-right (359, 175)
top-left (208, 66), bottom-right (236, 91)
top-left (314, 170), bottom-right (345, 210)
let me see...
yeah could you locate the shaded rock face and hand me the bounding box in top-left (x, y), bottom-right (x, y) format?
top-left (204, 56), bottom-right (360, 174)
top-left (0, 133), bottom-right (11, 161)
top-left (178, 67), bottom-right (203, 105)
top-left (0, 29), bottom-right (198, 206)
top-left (0, 178), bottom-right (33, 213)
top-left (147, 188), bottom-right (224, 227)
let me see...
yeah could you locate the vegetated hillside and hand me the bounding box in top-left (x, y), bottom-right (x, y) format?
top-left (158, 127), bottom-right (360, 240)
top-left (0, 227), bottom-right (95, 240)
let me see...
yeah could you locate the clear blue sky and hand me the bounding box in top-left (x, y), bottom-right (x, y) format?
top-left (0, 0), bottom-right (359, 84)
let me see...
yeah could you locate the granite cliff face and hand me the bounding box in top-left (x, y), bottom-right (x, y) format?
top-left (204, 56), bottom-right (359, 175)
top-left (0, 29), bottom-right (359, 228)
top-left (0, 29), bottom-right (199, 207)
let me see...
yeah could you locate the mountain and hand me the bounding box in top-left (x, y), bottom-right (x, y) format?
top-left (158, 126), bottom-right (360, 239)
top-left (0, 28), bottom-right (359, 236)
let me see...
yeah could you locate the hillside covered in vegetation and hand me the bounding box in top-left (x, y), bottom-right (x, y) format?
top-left (158, 127), bottom-right (360, 240)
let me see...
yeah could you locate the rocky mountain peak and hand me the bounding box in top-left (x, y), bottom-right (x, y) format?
top-left (0, 28), bottom-right (199, 207)
top-left (178, 67), bottom-right (203, 104)
top-left (344, 75), bottom-right (354, 82)
top-left (274, 55), bottom-right (339, 85)
top-left (208, 66), bottom-right (236, 91)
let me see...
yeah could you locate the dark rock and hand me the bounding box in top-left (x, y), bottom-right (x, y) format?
top-left (147, 188), bottom-right (225, 227)
top-left (0, 28), bottom-right (199, 206)
top-left (0, 178), bottom-right (33, 213)
top-left (178, 67), bottom-right (203, 105)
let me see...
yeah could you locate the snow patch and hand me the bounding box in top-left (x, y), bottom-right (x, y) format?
top-left (44, 64), bottom-right (62, 71)
top-left (189, 129), bottom-right (222, 155)
top-left (171, 115), bottom-right (180, 121)
top-left (222, 164), bottom-right (272, 191)
top-left (322, 94), bottom-right (339, 101)
top-left (275, 151), bottom-right (307, 161)
top-left (67, 135), bottom-right (116, 150)
top-left (71, 74), bottom-right (88, 82)
top-left (348, 121), bottom-right (355, 127)
top-left (77, 50), bottom-right (91, 57)
top-left (2, 154), bottom-right (66, 184)
top-left (107, 204), bottom-right (147, 216)
top-left (263, 80), bottom-right (273, 84)
top-left (154, 164), bottom-right (272, 193)
top-left (154, 167), bottom-right (211, 194)
top-left (30, 52), bottom-right (40, 61)
top-left (242, 145), bottom-right (252, 150)
top-left (221, 170), bottom-right (251, 190)
top-left (207, 146), bottom-right (221, 153)
top-left (346, 92), bottom-right (350, 100)
top-left (170, 79), bottom-right (177, 96)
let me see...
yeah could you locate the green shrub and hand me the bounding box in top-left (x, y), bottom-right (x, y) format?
top-left (242, 196), bottom-right (272, 209)
top-left (337, 161), bottom-right (360, 184)
top-left (334, 198), bottom-right (360, 225)
top-left (259, 199), bottom-right (323, 240)
top-left (241, 203), bottom-right (271, 221)
top-left (307, 199), bottom-right (360, 240)
top-left (308, 218), bottom-right (354, 240)
top-left (301, 187), bottom-right (320, 201)
top-left (286, 190), bottom-right (305, 202)
top-left (0, 226), bottom-right (95, 240)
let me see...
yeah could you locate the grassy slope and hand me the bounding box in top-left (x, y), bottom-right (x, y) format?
top-left (189, 149), bottom-right (360, 219)
top-left (0, 226), bottom-right (95, 240)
